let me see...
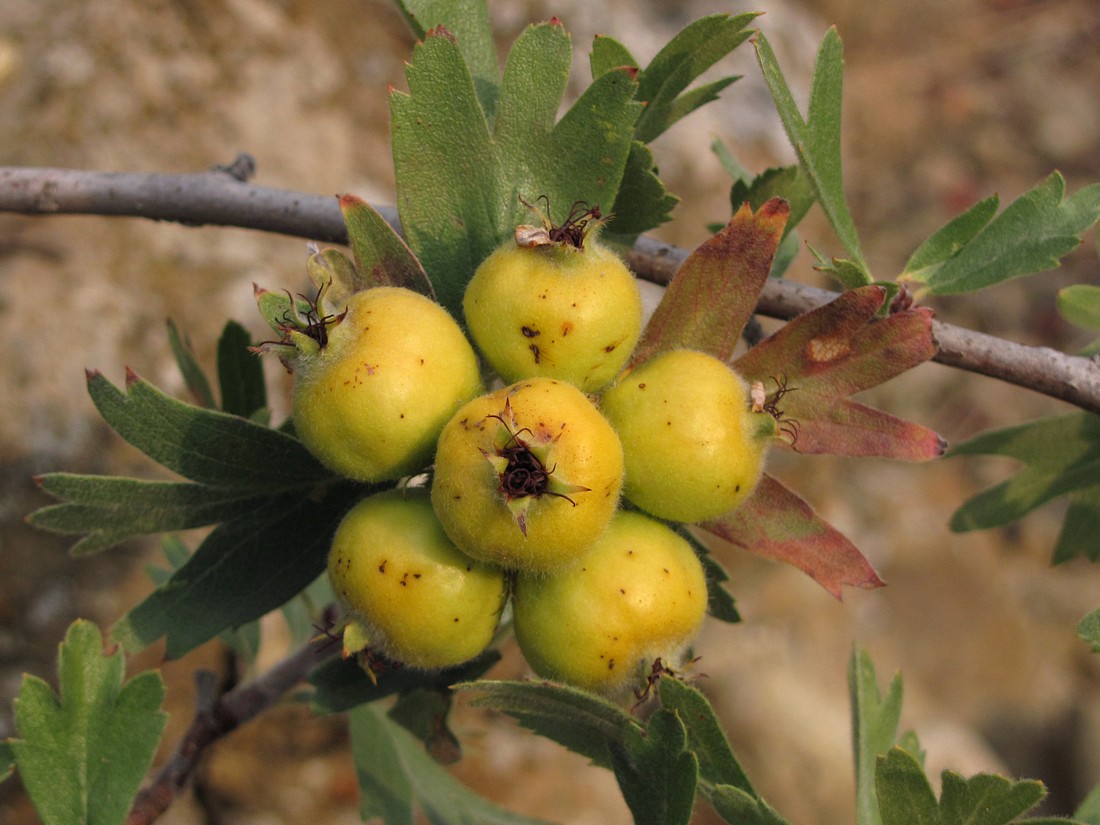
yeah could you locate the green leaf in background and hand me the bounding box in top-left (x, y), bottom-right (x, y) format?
top-left (1079, 609), bottom-right (1100, 653)
top-left (658, 678), bottom-right (755, 799)
top-left (729, 164), bottom-right (816, 239)
top-left (459, 679), bottom-right (639, 769)
top-left (900, 194), bottom-right (999, 280)
top-left (27, 474), bottom-right (274, 556)
top-left (309, 648), bottom-right (500, 716)
top-left (349, 703), bottom-right (551, 825)
top-left (391, 23), bottom-right (641, 315)
top-left (609, 709), bottom-right (698, 825)
top-left (709, 785), bottom-right (792, 825)
top-left (631, 13), bottom-right (757, 143)
top-left (111, 483), bottom-right (361, 658)
top-left (850, 648), bottom-right (904, 825)
top-left (755, 28), bottom-right (871, 286)
top-left (605, 140), bottom-right (680, 241)
top-left (216, 320), bottom-right (267, 420)
top-left (948, 412), bottom-right (1100, 563)
top-left (9, 620), bottom-right (166, 825)
top-left (875, 747), bottom-right (939, 825)
top-left (1057, 284), bottom-right (1100, 356)
top-left (391, 0), bottom-right (499, 122)
top-left (86, 369), bottom-right (330, 488)
top-left (674, 527), bottom-right (740, 624)
top-left (167, 319), bottom-right (216, 409)
top-left (901, 172), bottom-right (1100, 296)
top-left (1075, 781), bottom-right (1100, 824)
top-left (339, 194), bottom-right (434, 297)
top-left (0, 742), bottom-right (13, 783)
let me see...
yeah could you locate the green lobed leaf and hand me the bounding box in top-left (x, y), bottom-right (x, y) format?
top-left (876, 747), bottom-right (939, 825)
top-left (590, 34), bottom-right (638, 77)
top-left (948, 413), bottom-right (1100, 563)
top-left (658, 678), bottom-right (755, 798)
top-left (938, 770), bottom-right (1046, 825)
top-left (339, 194), bottom-right (434, 297)
top-left (28, 473), bottom-right (275, 556)
top-left (86, 369), bottom-right (330, 488)
top-left (609, 709), bottom-right (698, 825)
top-left (1078, 609), bottom-right (1100, 653)
top-left (755, 28), bottom-right (871, 285)
top-left (458, 679), bottom-right (639, 769)
top-left (702, 474), bottom-right (884, 599)
top-left (10, 620), bottom-right (166, 825)
top-left (111, 484), bottom-right (361, 658)
top-left (1075, 781), bottom-right (1100, 824)
top-left (309, 648), bottom-right (500, 716)
top-left (605, 140), bottom-right (680, 241)
top-left (901, 195), bottom-right (999, 279)
top-left (349, 703), bottom-right (551, 825)
top-left (166, 319), bottom-right (216, 409)
top-left (392, 23), bottom-right (641, 315)
top-left (630, 198), bottom-right (789, 367)
top-left (732, 285), bottom-right (946, 461)
top-left (633, 13), bottom-right (757, 143)
top-left (391, 0), bottom-right (499, 123)
top-left (709, 785), bottom-right (792, 825)
top-left (730, 165), bottom-right (816, 240)
top-left (216, 320), bottom-right (267, 419)
top-left (903, 172), bottom-right (1100, 295)
top-left (387, 689), bottom-right (462, 766)
top-left (850, 648), bottom-right (904, 825)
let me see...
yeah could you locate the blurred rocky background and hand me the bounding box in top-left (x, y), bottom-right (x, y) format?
top-left (1, 1), bottom-right (1099, 823)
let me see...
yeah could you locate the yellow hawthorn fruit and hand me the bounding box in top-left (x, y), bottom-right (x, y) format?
top-left (291, 286), bottom-right (482, 482)
top-left (512, 510), bottom-right (708, 695)
top-left (599, 349), bottom-right (777, 523)
top-left (327, 488), bottom-right (506, 669)
top-left (431, 377), bottom-right (624, 573)
top-left (463, 203), bottom-right (643, 393)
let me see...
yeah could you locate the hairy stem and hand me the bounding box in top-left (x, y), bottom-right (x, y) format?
top-left (2, 162), bottom-right (1098, 414)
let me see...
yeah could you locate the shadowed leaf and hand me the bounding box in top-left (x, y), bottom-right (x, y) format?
top-left (631, 198), bottom-right (789, 366)
top-left (850, 649), bottom-right (904, 825)
top-left (702, 474), bottom-right (884, 599)
top-left (733, 285), bottom-right (944, 460)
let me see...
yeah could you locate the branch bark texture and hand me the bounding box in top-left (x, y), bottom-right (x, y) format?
top-left (3, 164), bottom-right (1099, 415)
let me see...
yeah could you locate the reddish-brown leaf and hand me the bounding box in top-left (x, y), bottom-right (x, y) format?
top-left (701, 474), bottom-right (885, 599)
top-left (630, 197), bottom-right (789, 367)
top-left (733, 285), bottom-right (944, 460)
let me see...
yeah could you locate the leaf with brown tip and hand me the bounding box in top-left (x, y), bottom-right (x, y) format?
top-left (701, 474), bottom-right (885, 599)
top-left (630, 197), bottom-right (789, 366)
top-left (339, 194), bottom-right (435, 298)
top-left (733, 285), bottom-right (944, 460)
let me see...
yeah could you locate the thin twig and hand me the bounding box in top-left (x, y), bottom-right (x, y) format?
top-left (2, 163), bottom-right (1099, 414)
top-left (125, 634), bottom-right (339, 825)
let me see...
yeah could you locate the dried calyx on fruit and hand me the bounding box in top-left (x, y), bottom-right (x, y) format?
top-left (463, 196), bottom-right (643, 393)
top-left (431, 377), bottom-right (624, 573)
top-left (254, 249), bottom-right (482, 483)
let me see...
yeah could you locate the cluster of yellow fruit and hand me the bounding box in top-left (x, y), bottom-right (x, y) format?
top-left (287, 208), bottom-right (778, 695)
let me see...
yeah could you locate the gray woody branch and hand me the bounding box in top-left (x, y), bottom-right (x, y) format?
top-left (2, 161), bottom-right (1099, 415)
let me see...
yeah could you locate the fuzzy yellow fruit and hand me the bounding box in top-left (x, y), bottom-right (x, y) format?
top-left (431, 377), bottom-right (624, 572)
top-left (599, 349), bottom-right (776, 523)
top-left (327, 489), bottom-right (506, 669)
top-left (463, 238), bottom-right (643, 393)
top-left (513, 510), bottom-right (708, 695)
top-left (292, 287), bottom-right (482, 482)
